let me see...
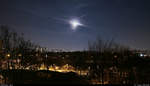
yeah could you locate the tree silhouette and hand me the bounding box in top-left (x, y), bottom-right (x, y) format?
top-left (88, 36), bottom-right (130, 84)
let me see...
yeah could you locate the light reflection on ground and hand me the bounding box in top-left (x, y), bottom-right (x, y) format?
top-left (38, 64), bottom-right (89, 76)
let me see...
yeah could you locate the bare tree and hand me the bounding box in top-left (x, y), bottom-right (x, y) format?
top-left (0, 25), bottom-right (44, 69)
top-left (88, 36), bottom-right (130, 84)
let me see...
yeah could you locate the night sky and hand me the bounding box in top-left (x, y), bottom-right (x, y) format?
top-left (0, 0), bottom-right (150, 51)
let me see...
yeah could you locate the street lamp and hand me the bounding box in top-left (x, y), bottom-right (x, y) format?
top-left (6, 54), bottom-right (10, 58)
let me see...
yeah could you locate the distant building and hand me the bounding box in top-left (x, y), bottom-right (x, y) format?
top-left (132, 50), bottom-right (150, 58)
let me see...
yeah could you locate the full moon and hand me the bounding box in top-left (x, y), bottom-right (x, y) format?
top-left (69, 19), bottom-right (83, 30)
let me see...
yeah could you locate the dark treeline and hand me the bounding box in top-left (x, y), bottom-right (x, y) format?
top-left (0, 25), bottom-right (150, 84)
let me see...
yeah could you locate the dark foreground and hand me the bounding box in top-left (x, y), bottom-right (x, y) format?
top-left (0, 69), bottom-right (89, 85)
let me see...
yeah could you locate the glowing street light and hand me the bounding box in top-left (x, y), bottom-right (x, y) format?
top-left (6, 54), bottom-right (10, 58)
